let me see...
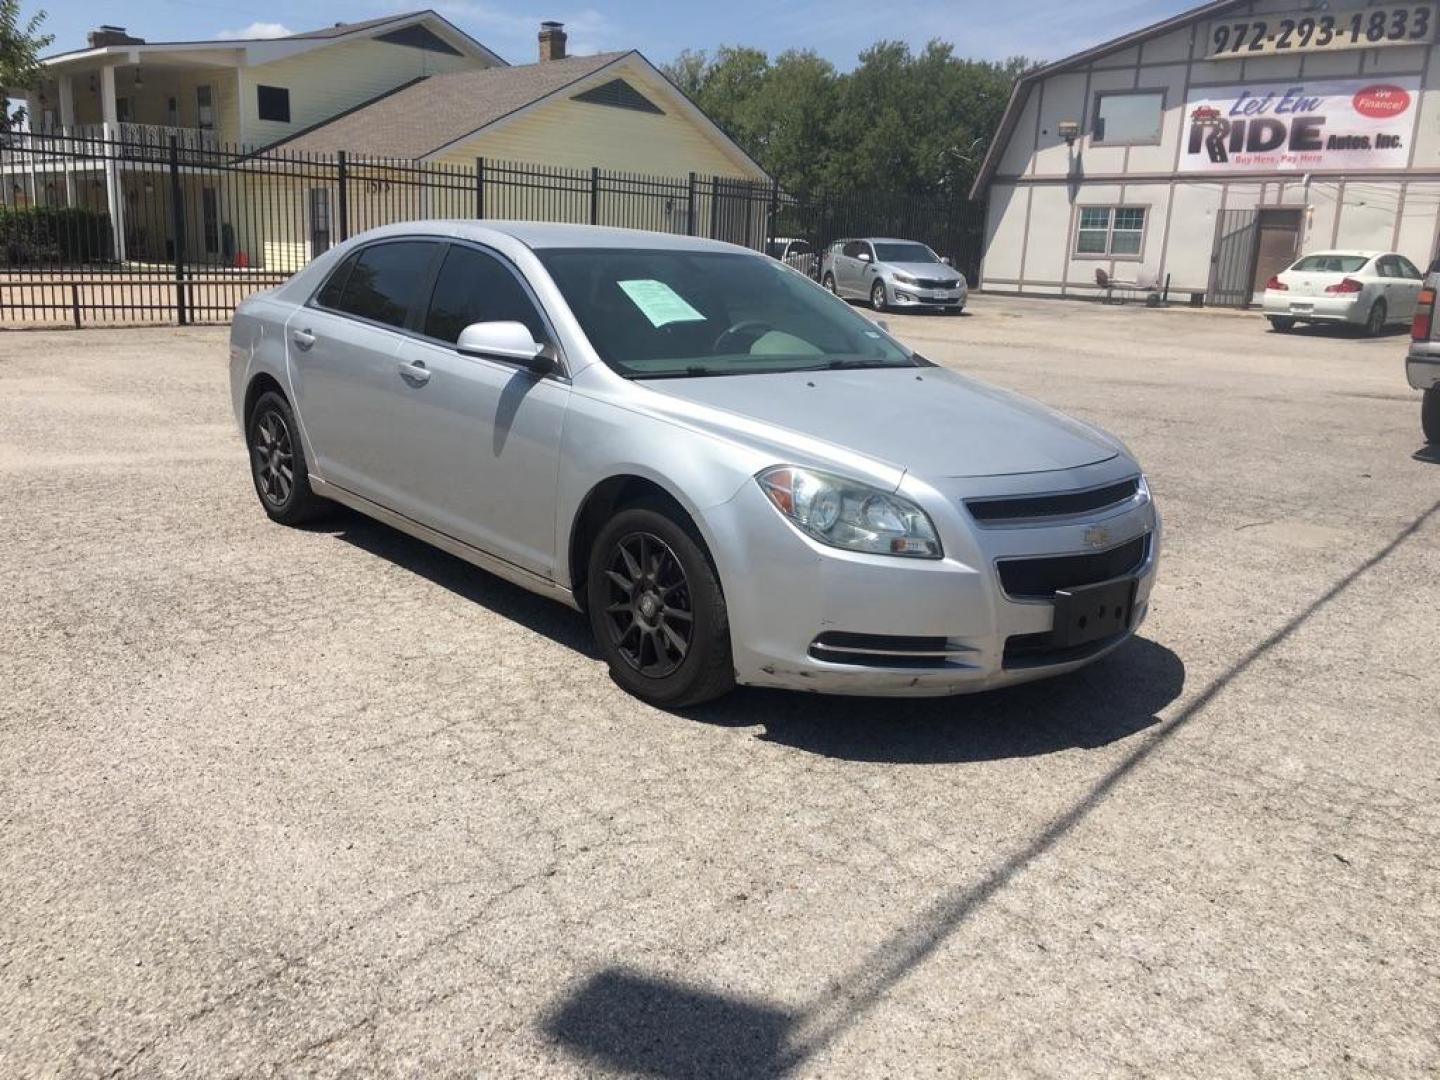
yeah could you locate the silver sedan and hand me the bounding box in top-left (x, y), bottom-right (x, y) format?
top-left (230, 222), bottom-right (1160, 707)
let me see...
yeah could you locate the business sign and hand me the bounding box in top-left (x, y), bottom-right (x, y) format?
top-left (1205, 3), bottom-right (1435, 59)
top-left (1179, 77), bottom-right (1420, 173)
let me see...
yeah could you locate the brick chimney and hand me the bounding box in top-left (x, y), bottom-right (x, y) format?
top-left (87, 25), bottom-right (146, 48)
top-left (538, 21), bottom-right (566, 62)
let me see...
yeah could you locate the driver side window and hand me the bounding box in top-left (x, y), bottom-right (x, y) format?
top-left (422, 244), bottom-right (548, 345)
top-left (842, 240), bottom-right (864, 259)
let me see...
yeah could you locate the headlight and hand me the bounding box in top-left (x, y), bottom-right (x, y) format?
top-left (891, 272), bottom-right (918, 285)
top-left (756, 466), bottom-right (942, 558)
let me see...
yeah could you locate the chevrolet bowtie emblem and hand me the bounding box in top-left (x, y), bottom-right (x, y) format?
top-left (1084, 524), bottom-right (1111, 549)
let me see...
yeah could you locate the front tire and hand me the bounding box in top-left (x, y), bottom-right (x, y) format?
top-left (586, 504), bottom-right (734, 708)
top-left (1365, 299), bottom-right (1387, 337)
top-left (870, 280), bottom-right (887, 312)
top-left (1268, 316), bottom-right (1296, 332)
top-left (1424, 386), bottom-right (1440, 444)
top-left (247, 391), bottom-right (329, 525)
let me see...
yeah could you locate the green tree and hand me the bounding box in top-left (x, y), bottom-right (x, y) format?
top-left (0, 0), bottom-right (52, 133)
top-left (664, 38), bottom-right (1028, 197)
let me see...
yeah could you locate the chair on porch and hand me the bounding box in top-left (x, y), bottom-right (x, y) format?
top-left (1094, 267), bottom-right (1142, 304)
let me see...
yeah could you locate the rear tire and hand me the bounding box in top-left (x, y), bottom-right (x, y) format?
top-left (1365, 299), bottom-right (1387, 337)
top-left (1424, 386), bottom-right (1440, 444)
top-left (586, 504), bottom-right (735, 708)
top-left (247, 390), bottom-right (329, 525)
top-left (1268, 316), bottom-right (1296, 332)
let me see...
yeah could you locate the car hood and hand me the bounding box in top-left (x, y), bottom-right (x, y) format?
top-left (885, 262), bottom-right (964, 284)
top-left (636, 366), bottom-right (1120, 479)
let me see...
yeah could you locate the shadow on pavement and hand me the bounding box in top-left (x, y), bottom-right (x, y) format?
top-left (683, 636), bottom-right (1183, 764)
top-left (319, 508), bottom-right (599, 659)
top-left (542, 968), bottom-right (796, 1080)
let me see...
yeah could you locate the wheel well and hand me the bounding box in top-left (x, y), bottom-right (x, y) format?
top-left (568, 475), bottom-right (691, 609)
top-left (243, 373), bottom-right (285, 427)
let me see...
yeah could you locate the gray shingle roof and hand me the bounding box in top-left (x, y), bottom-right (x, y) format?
top-left (270, 51), bottom-right (628, 158)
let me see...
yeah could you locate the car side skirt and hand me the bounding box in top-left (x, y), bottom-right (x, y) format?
top-left (311, 476), bottom-right (580, 610)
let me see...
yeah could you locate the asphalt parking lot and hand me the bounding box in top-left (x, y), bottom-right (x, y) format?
top-left (3, 295), bottom-right (1437, 1078)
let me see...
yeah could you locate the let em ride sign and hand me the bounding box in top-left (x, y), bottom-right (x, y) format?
top-left (1180, 77), bottom-right (1419, 172)
top-left (1206, 3), bottom-right (1435, 58)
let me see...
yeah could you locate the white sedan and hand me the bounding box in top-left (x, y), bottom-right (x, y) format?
top-left (1261, 250), bottom-right (1424, 336)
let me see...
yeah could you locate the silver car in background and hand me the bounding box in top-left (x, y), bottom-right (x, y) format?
top-left (820, 237), bottom-right (967, 313)
top-left (231, 221), bottom-right (1157, 708)
top-left (1261, 250), bottom-right (1424, 336)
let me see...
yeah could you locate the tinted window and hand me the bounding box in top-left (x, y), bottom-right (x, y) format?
top-left (842, 240), bottom-right (865, 258)
top-left (873, 242), bottom-right (938, 264)
top-left (1377, 256), bottom-right (1400, 279)
top-left (335, 242), bottom-right (436, 328)
top-left (1291, 254), bottom-right (1369, 273)
top-left (536, 248), bottom-right (915, 379)
top-left (423, 245), bottom-right (547, 344)
top-left (1397, 256), bottom-right (1422, 279)
top-left (316, 252), bottom-right (357, 309)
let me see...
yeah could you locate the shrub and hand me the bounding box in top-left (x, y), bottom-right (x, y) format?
top-left (0, 206), bottom-right (113, 265)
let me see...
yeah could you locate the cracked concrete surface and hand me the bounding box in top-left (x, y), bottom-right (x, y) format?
top-left (1, 297), bottom-right (1437, 1077)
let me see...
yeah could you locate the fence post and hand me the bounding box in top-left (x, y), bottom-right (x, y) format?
top-left (475, 156), bottom-right (485, 219)
top-left (708, 176), bottom-right (719, 240)
top-left (336, 150), bottom-right (350, 242)
top-left (686, 172), bottom-right (696, 236)
top-left (767, 177), bottom-right (780, 252)
top-left (168, 135), bottom-right (187, 326)
top-left (71, 283), bottom-right (81, 329)
top-left (589, 166), bottom-right (600, 225)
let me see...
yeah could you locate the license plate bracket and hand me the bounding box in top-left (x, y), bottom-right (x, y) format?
top-left (1051, 577), bottom-right (1136, 648)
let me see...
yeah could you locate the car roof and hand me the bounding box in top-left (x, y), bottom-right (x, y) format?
top-left (343, 219), bottom-right (756, 255)
top-left (1296, 250), bottom-right (1387, 259)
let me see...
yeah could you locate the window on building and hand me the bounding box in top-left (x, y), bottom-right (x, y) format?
top-left (257, 85), bottom-right (290, 123)
top-left (196, 85), bottom-right (214, 131)
top-left (1094, 91), bottom-right (1164, 144)
top-left (1075, 207), bottom-right (1147, 257)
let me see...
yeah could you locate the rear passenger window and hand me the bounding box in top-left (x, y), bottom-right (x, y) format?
top-left (315, 252), bottom-right (357, 309)
top-left (422, 244), bottom-right (548, 345)
top-left (333, 241), bottom-right (436, 328)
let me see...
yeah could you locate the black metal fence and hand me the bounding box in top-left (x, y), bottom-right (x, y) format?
top-left (0, 130), bottom-right (984, 327)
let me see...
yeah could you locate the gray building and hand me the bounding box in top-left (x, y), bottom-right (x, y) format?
top-left (971, 0), bottom-right (1440, 306)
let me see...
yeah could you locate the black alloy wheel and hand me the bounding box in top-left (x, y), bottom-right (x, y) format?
top-left (246, 390), bottom-right (329, 525)
top-left (251, 408), bottom-right (295, 510)
top-left (600, 531), bottom-right (694, 678)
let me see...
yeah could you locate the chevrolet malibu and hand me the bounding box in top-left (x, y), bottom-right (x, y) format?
top-left (230, 222), bottom-right (1160, 707)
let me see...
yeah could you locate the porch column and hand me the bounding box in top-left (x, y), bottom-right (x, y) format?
top-left (57, 73), bottom-right (77, 205)
top-left (99, 64), bottom-right (126, 261)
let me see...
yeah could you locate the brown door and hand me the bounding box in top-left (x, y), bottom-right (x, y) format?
top-left (1251, 209), bottom-right (1302, 297)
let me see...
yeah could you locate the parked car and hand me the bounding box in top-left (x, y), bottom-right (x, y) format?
top-left (1405, 274), bottom-right (1440, 444)
top-left (231, 222), bottom-right (1158, 707)
top-left (820, 237), bottom-right (967, 313)
top-left (767, 236), bottom-right (819, 280)
top-left (1261, 250), bottom-right (1424, 336)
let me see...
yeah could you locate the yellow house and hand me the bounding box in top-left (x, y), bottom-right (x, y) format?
top-left (9, 13), bottom-right (770, 272)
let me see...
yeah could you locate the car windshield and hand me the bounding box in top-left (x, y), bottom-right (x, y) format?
top-left (873, 242), bottom-right (939, 264)
top-left (537, 248), bottom-right (918, 379)
top-left (1291, 254), bottom-right (1370, 273)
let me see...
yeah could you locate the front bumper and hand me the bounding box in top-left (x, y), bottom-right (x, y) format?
top-left (703, 461), bottom-right (1160, 696)
top-left (890, 281), bottom-right (967, 309)
top-left (1261, 292), bottom-right (1363, 324)
top-left (1406, 344), bottom-right (1440, 390)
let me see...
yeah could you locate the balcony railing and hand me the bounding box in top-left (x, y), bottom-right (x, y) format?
top-left (1, 123), bottom-right (219, 161)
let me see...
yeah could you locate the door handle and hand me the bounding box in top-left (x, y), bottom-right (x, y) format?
top-left (397, 359), bottom-right (431, 385)
top-left (291, 328), bottom-right (315, 350)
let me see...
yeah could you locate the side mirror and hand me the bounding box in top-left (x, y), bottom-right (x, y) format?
top-left (941, 256), bottom-right (952, 266)
top-left (857, 252), bottom-right (872, 263)
top-left (456, 320), bottom-right (554, 374)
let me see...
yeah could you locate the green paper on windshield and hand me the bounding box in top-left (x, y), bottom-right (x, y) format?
top-left (617, 279), bottom-right (706, 328)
